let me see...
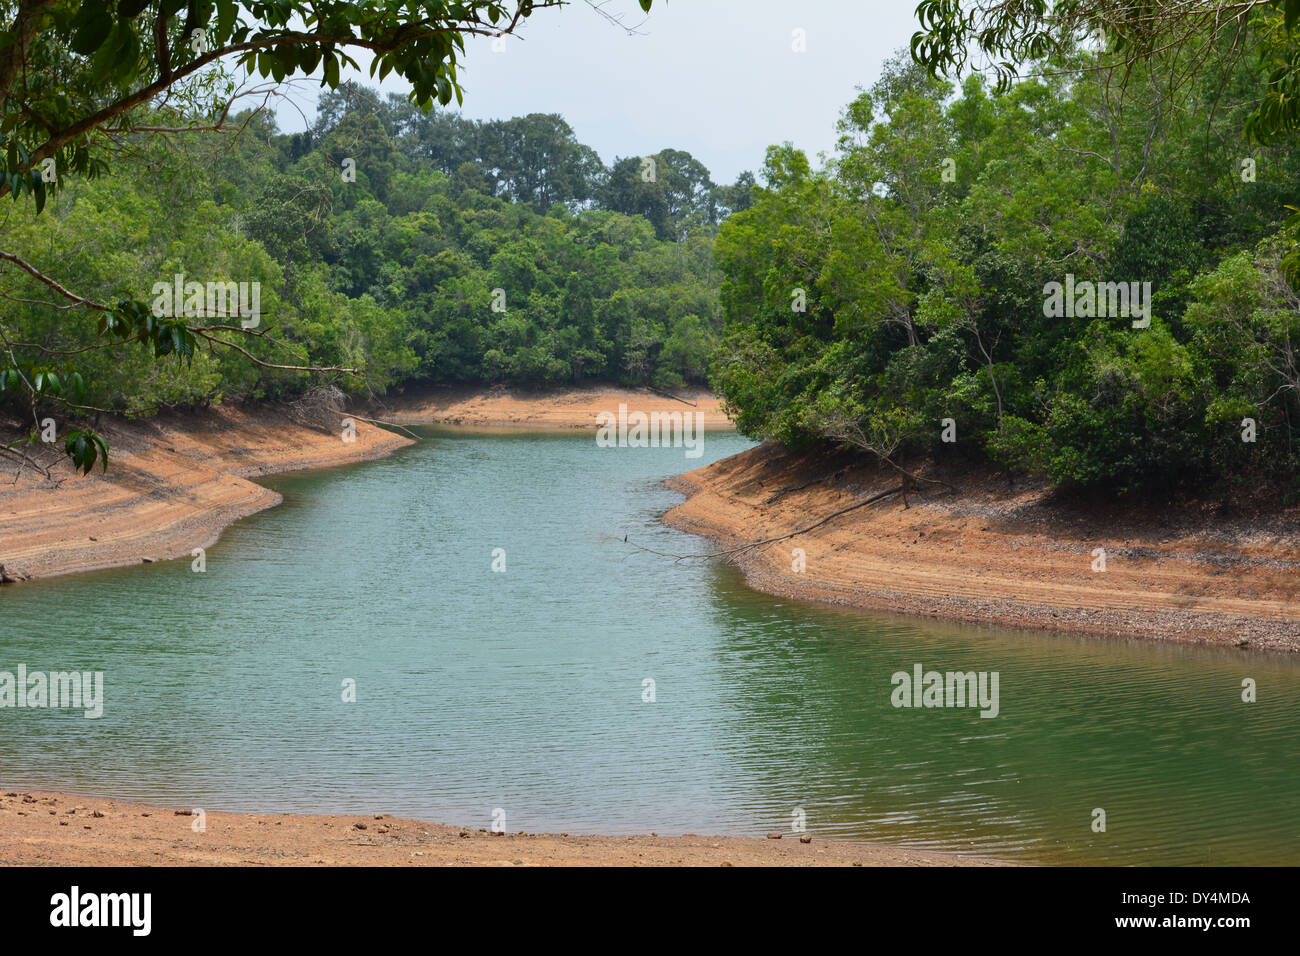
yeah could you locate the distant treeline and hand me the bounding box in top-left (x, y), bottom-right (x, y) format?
top-left (0, 84), bottom-right (752, 416)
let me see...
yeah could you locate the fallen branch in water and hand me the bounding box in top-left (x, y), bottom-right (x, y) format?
top-left (644, 384), bottom-right (697, 407)
top-left (617, 485), bottom-right (903, 562)
top-left (346, 414), bottom-right (422, 441)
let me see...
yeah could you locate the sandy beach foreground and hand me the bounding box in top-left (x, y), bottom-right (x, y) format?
top-left (0, 791), bottom-right (1003, 867)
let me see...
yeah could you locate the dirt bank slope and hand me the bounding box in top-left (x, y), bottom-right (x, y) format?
top-left (0, 790), bottom-right (1004, 867)
top-left (0, 406), bottom-right (412, 582)
top-left (663, 443), bottom-right (1300, 653)
top-left (379, 385), bottom-right (731, 429)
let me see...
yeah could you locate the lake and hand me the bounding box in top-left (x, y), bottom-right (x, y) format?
top-left (1, 426), bottom-right (1297, 864)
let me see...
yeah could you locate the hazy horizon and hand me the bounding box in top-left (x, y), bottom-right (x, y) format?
top-left (272, 0), bottom-right (921, 183)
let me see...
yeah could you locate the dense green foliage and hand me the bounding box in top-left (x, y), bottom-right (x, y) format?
top-left (0, 0), bottom-right (663, 470)
top-left (5, 1), bottom-right (1300, 503)
top-left (0, 86), bottom-right (747, 422)
top-left (711, 46), bottom-right (1300, 497)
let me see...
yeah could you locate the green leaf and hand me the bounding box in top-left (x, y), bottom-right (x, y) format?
top-left (69, 5), bottom-right (113, 56)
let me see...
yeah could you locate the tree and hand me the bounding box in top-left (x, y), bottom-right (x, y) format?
top-left (0, 0), bottom-right (654, 472)
top-left (909, 0), bottom-right (1300, 142)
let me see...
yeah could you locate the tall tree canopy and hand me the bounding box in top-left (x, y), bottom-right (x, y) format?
top-left (0, 0), bottom-right (654, 472)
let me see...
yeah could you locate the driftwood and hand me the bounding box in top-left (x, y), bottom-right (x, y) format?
top-left (643, 384), bottom-right (697, 407)
top-left (346, 413), bottom-right (421, 440)
top-left (763, 465), bottom-right (854, 503)
top-left (620, 485), bottom-right (903, 562)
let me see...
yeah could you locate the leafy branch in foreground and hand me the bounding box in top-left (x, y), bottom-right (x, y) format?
top-left (0, 248), bottom-right (358, 476)
top-left (0, 2), bottom-right (653, 473)
top-left (0, 1), bottom-right (655, 207)
top-left (910, 1), bottom-right (1300, 142)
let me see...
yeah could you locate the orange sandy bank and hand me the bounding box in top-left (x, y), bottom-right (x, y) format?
top-left (663, 443), bottom-right (1300, 653)
top-left (0, 790), bottom-right (1005, 867)
top-left (378, 384), bottom-right (731, 429)
top-left (0, 387), bottom-right (727, 582)
top-left (0, 405), bottom-right (412, 582)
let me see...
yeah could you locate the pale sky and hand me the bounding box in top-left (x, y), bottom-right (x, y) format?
top-left (274, 0), bottom-right (922, 184)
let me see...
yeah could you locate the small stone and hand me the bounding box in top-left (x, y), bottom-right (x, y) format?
top-left (799, 833), bottom-right (812, 844)
top-left (353, 823), bottom-right (367, 830)
top-left (374, 814), bottom-right (384, 820)
top-left (766, 832), bottom-right (782, 840)
top-left (92, 810), bottom-right (104, 818)
top-left (721, 861), bottom-right (733, 867)
top-left (174, 809), bottom-right (191, 816)
top-left (59, 820), bottom-right (68, 826)
top-left (458, 831), bottom-right (469, 838)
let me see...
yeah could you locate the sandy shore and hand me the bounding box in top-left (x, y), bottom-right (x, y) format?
top-left (0, 387), bottom-right (729, 583)
top-left (0, 405), bottom-right (412, 582)
top-left (377, 384), bottom-right (732, 429)
top-left (0, 790), bottom-right (1003, 867)
top-left (663, 443), bottom-right (1300, 653)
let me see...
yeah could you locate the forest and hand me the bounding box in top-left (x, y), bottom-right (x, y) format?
top-left (713, 42), bottom-right (1300, 497)
top-left (0, 87), bottom-right (750, 422)
top-left (3, 1), bottom-right (1300, 498)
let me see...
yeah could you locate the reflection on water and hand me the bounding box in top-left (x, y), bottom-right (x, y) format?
top-left (1, 427), bottom-right (1296, 864)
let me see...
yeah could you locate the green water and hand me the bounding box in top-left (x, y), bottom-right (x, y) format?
top-left (1, 427), bottom-right (1297, 864)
